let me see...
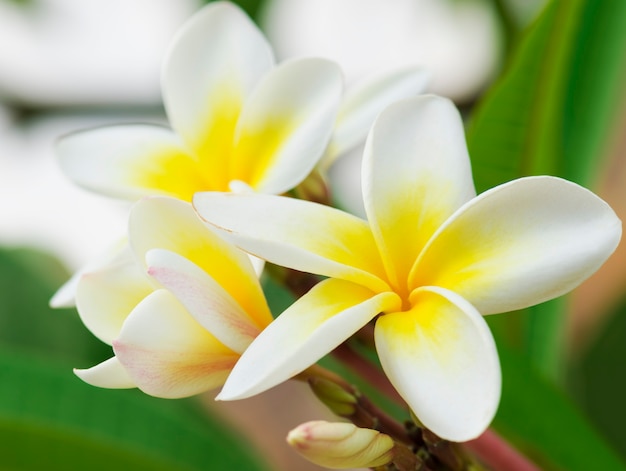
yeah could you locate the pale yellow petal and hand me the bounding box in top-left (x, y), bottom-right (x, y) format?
top-left (375, 286), bottom-right (500, 442)
top-left (194, 192), bottom-right (390, 293)
top-left (363, 96), bottom-right (475, 293)
top-left (231, 58), bottom-right (342, 194)
top-left (74, 357), bottom-right (136, 389)
top-left (75, 257), bottom-right (154, 345)
top-left (218, 279), bottom-right (401, 400)
top-left (411, 176), bottom-right (622, 314)
top-left (113, 290), bottom-right (239, 398)
top-left (129, 197), bottom-right (272, 328)
top-left (162, 2), bottom-right (274, 190)
top-left (57, 124), bottom-right (205, 201)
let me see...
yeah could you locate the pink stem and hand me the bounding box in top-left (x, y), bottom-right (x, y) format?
top-left (332, 344), bottom-right (403, 403)
top-left (466, 430), bottom-right (541, 471)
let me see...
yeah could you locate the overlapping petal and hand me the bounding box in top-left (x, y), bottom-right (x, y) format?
top-left (231, 58), bottom-right (343, 194)
top-left (162, 1), bottom-right (274, 185)
top-left (129, 197), bottom-right (271, 327)
top-left (113, 290), bottom-right (239, 398)
top-left (323, 67), bottom-right (430, 169)
top-left (193, 192), bottom-right (389, 292)
top-left (74, 357), bottom-right (136, 389)
top-left (218, 278), bottom-right (401, 400)
top-left (50, 238), bottom-right (129, 308)
top-left (146, 248), bottom-right (265, 354)
top-left (75, 257), bottom-right (154, 345)
top-left (362, 96), bottom-right (476, 291)
top-left (411, 176), bottom-right (622, 314)
top-left (57, 125), bottom-right (200, 201)
top-left (375, 286), bottom-right (500, 442)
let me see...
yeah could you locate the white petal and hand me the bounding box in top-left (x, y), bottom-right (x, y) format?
top-left (50, 238), bottom-right (129, 308)
top-left (411, 176), bottom-right (622, 314)
top-left (231, 58), bottom-right (343, 194)
top-left (163, 2), bottom-right (274, 164)
top-left (75, 256), bottom-right (154, 345)
top-left (363, 95), bottom-right (476, 289)
top-left (193, 192), bottom-right (389, 292)
top-left (375, 286), bottom-right (500, 442)
top-left (56, 124), bottom-right (200, 201)
top-left (74, 357), bottom-right (136, 389)
top-left (129, 197), bottom-right (272, 327)
top-left (322, 66), bottom-right (430, 170)
top-left (146, 248), bottom-right (264, 354)
top-left (218, 279), bottom-right (400, 400)
top-left (113, 290), bottom-right (239, 398)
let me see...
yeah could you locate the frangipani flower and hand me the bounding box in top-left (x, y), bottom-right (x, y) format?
top-left (74, 196), bottom-right (273, 398)
top-left (55, 1), bottom-right (428, 202)
top-left (194, 95), bottom-right (621, 441)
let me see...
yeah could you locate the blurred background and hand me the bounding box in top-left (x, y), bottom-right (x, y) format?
top-left (1, 0), bottom-right (625, 470)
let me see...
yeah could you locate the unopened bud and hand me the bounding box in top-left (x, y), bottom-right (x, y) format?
top-left (308, 377), bottom-right (358, 417)
top-left (287, 420), bottom-right (394, 469)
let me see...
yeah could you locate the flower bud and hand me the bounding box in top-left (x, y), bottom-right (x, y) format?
top-left (287, 420), bottom-right (394, 469)
top-left (308, 377), bottom-right (358, 417)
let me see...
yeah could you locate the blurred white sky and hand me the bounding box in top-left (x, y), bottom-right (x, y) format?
top-left (0, 0), bottom-right (544, 271)
top-left (0, 0), bottom-right (200, 269)
top-left (262, 0), bottom-right (502, 102)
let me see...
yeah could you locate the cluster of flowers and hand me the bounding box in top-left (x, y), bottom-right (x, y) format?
top-left (52, 2), bottom-right (620, 469)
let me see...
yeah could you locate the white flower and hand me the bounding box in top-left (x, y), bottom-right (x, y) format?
top-left (194, 95), bottom-right (621, 441)
top-left (55, 1), bottom-right (427, 202)
top-left (74, 197), bottom-right (273, 398)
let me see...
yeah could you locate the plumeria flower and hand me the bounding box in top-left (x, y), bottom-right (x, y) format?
top-left (55, 1), bottom-right (428, 203)
top-left (194, 95), bottom-right (621, 441)
top-left (74, 196), bottom-right (273, 398)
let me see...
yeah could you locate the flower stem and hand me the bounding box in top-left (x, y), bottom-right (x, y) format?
top-left (331, 342), bottom-right (541, 471)
top-left (332, 343), bottom-right (403, 404)
top-left (465, 429), bottom-right (541, 471)
top-left (297, 364), bottom-right (411, 444)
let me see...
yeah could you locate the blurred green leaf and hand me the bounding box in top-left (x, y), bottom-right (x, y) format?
top-left (466, 0), bottom-right (626, 379)
top-left (0, 247), bottom-right (109, 365)
top-left (0, 348), bottom-right (269, 471)
top-left (0, 247), bottom-right (270, 470)
top-left (570, 294), bottom-right (626, 459)
top-left (493, 341), bottom-right (626, 471)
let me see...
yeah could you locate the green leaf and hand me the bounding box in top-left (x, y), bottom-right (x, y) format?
top-left (570, 293), bottom-right (626, 459)
top-left (0, 247), bottom-right (110, 365)
top-left (0, 348), bottom-right (270, 471)
top-left (493, 342), bottom-right (626, 471)
top-left (0, 248), bottom-right (269, 470)
top-left (0, 247), bottom-right (105, 362)
top-left (466, 0), bottom-right (626, 379)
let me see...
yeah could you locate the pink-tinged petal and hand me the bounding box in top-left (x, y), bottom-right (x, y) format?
top-left (56, 124), bottom-right (205, 201)
top-left (129, 197), bottom-right (272, 328)
top-left (322, 67), bottom-right (430, 170)
top-left (146, 248), bottom-right (265, 354)
top-left (162, 2), bottom-right (274, 190)
top-left (411, 176), bottom-right (622, 314)
top-left (74, 357), bottom-right (136, 389)
top-left (363, 96), bottom-right (476, 292)
top-left (50, 238), bottom-right (129, 308)
top-left (75, 257), bottom-right (154, 345)
top-left (218, 278), bottom-right (401, 400)
top-left (194, 192), bottom-right (390, 293)
top-left (113, 289), bottom-right (239, 399)
top-left (375, 286), bottom-right (500, 442)
top-left (231, 58), bottom-right (343, 194)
